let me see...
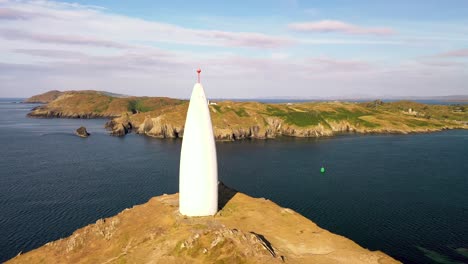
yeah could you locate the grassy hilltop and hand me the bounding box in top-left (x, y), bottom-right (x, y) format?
top-left (23, 90), bottom-right (63, 103)
top-left (26, 91), bottom-right (468, 139)
top-left (7, 183), bottom-right (400, 264)
top-left (27, 90), bottom-right (184, 119)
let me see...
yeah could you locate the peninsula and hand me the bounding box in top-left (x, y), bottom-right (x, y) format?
top-left (7, 183), bottom-right (400, 264)
top-left (26, 90), bottom-right (468, 140)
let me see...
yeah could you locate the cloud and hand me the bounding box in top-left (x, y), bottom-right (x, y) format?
top-left (203, 55), bottom-right (373, 81)
top-left (1, 53), bottom-right (466, 99)
top-left (3, 49), bottom-right (189, 77)
top-left (0, 2), bottom-right (293, 50)
top-left (288, 20), bottom-right (396, 36)
top-left (305, 57), bottom-right (372, 72)
top-left (414, 48), bottom-right (468, 68)
top-left (435, 48), bottom-right (468, 58)
top-left (13, 48), bottom-right (87, 58)
top-left (301, 38), bottom-right (403, 45)
top-left (420, 61), bottom-right (465, 67)
top-left (0, 7), bottom-right (47, 19)
top-left (196, 30), bottom-right (294, 49)
top-left (0, 29), bottom-right (130, 49)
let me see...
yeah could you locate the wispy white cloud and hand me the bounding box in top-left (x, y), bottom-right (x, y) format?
top-left (289, 20), bottom-right (396, 36)
top-left (13, 48), bottom-right (87, 58)
top-left (305, 57), bottom-right (372, 72)
top-left (413, 48), bottom-right (468, 69)
top-left (194, 30), bottom-right (294, 49)
top-left (0, 29), bottom-right (130, 48)
top-left (435, 48), bottom-right (468, 58)
top-left (419, 61), bottom-right (465, 67)
top-left (0, 1), bottom-right (293, 50)
top-left (0, 7), bottom-right (50, 19)
top-left (301, 38), bottom-right (403, 45)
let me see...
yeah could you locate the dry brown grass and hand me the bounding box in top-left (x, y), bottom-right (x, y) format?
top-left (7, 189), bottom-right (400, 264)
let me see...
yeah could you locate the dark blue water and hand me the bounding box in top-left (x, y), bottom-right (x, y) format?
top-left (0, 99), bottom-right (467, 263)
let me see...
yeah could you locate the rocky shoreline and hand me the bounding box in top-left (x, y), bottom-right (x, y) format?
top-left (130, 115), bottom-right (460, 141)
top-left (27, 105), bottom-right (465, 141)
top-left (24, 90), bottom-right (468, 141)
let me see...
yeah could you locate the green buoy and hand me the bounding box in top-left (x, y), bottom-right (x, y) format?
top-left (320, 167), bottom-right (325, 173)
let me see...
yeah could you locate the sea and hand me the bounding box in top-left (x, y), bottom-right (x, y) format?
top-left (0, 98), bottom-right (467, 263)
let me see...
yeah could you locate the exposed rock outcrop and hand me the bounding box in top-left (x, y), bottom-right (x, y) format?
top-left (105, 114), bottom-right (133, 136)
top-left (75, 126), bottom-right (90, 138)
top-left (136, 116), bottom-right (184, 138)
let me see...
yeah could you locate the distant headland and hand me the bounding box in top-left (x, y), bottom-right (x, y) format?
top-left (25, 90), bottom-right (468, 140)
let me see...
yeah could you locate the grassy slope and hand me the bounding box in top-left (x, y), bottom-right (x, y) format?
top-left (23, 90), bottom-right (63, 103)
top-left (28, 91), bottom-right (185, 117)
top-left (203, 100), bottom-right (467, 132)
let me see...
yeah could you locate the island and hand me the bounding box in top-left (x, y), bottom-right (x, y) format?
top-left (6, 183), bottom-right (400, 263)
top-left (26, 90), bottom-right (467, 140)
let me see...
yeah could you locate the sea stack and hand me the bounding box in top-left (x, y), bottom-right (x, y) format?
top-left (179, 69), bottom-right (218, 216)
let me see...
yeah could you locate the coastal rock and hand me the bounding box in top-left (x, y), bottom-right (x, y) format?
top-left (75, 126), bottom-right (90, 138)
top-left (110, 123), bottom-right (128, 136)
top-left (213, 127), bottom-right (235, 141)
top-left (328, 120), bottom-right (355, 133)
top-left (210, 125), bottom-right (274, 141)
top-left (105, 116), bottom-right (132, 137)
top-left (281, 123), bottom-right (333, 137)
top-left (137, 116), bottom-right (184, 138)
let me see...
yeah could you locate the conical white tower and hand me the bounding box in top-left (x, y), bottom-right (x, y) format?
top-left (179, 69), bottom-right (218, 216)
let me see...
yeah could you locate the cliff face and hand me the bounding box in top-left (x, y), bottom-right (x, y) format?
top-left (7, 183), bottom-right (400, 264)
top-left (136, 115), bottom-right (185, 138)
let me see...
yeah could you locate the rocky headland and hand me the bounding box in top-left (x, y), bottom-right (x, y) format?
top-left (26, 90), bottom-right (468, 141)
top-left (7, 183), bottom-right (401, 264)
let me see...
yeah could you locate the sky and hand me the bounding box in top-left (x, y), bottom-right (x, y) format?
top-left (0, 0), bottom-right (467, 99)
